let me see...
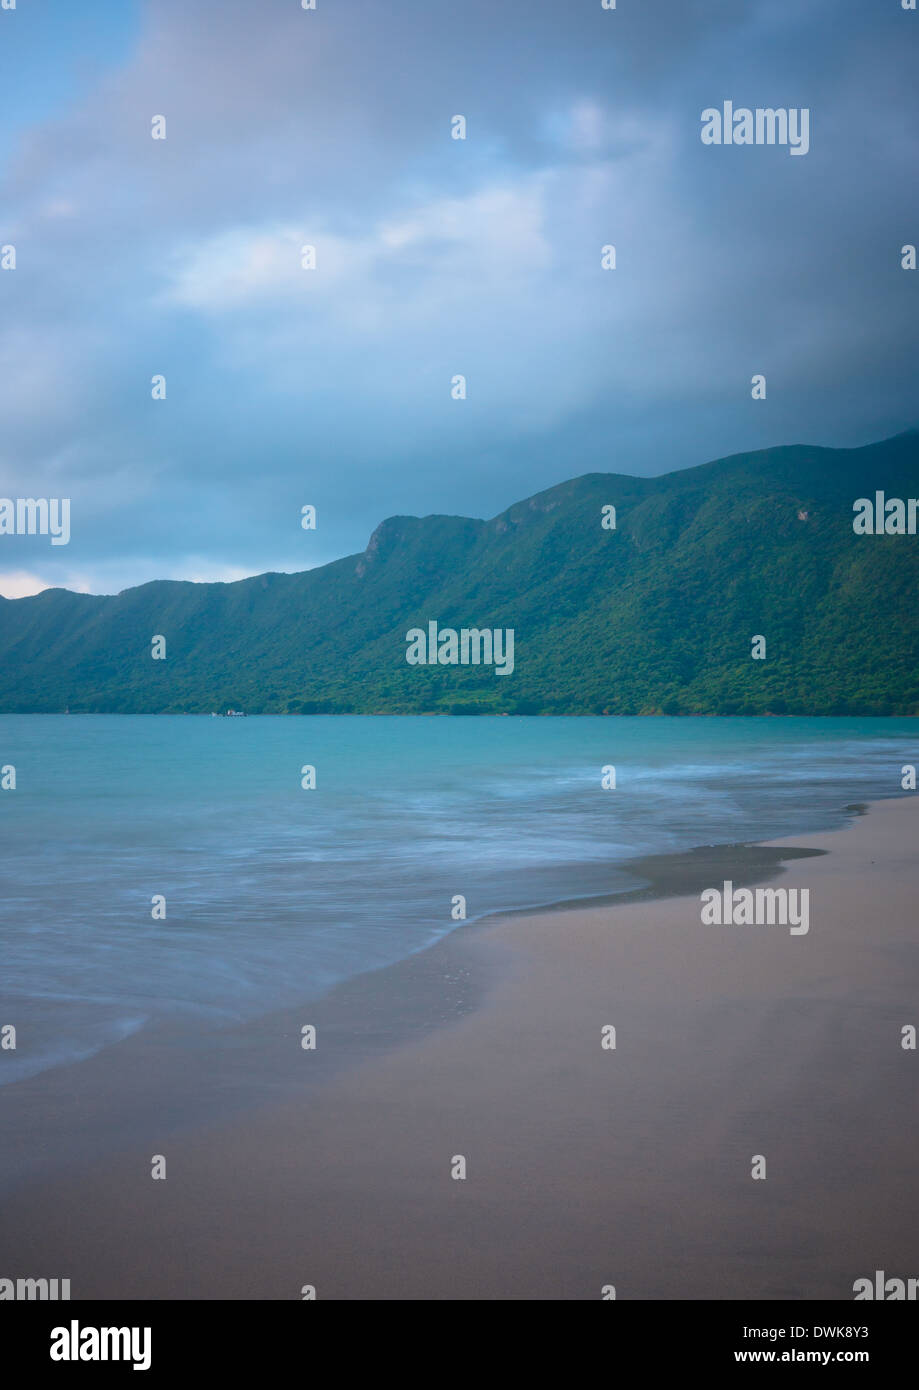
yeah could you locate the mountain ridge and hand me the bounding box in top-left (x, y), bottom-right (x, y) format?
top-left (2, 431), bottom-right (918, 715)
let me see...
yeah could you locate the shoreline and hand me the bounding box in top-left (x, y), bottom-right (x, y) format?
top-left (3, 711), bottom-right (918, 718)
top-left (2, 795), bottom-right (917, 1298)
top-left (0, 812), bottom-right (851, 1193)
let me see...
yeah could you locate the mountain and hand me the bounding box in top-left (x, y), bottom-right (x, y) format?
top-left (2, 432), bottom-right (918, 715)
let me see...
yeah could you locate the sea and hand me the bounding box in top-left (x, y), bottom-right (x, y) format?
top-left (0, 714), bottom-right (915, 1086)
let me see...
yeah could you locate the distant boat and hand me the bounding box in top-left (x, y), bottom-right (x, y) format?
top-left (212, 709), bottom-right (247, 717)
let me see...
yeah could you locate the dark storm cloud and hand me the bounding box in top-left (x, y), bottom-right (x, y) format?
top-left (0, 0), bottom-right (916, 595)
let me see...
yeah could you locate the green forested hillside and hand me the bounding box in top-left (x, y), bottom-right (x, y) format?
top-left (1, 432), bottom-right (918, 715)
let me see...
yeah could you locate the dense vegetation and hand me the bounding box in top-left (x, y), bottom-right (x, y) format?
top-left (2, 432), bottom-right (918, 715)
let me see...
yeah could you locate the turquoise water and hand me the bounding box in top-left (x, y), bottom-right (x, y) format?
top-left (0, 715), bottom-right (915, 1085)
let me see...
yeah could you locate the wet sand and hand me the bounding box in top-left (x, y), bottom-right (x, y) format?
top-left (1, 797), bottom-right (917, 1299)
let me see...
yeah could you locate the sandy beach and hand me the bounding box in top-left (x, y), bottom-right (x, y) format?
top-left (1, 795), bottom-right (917, 1300)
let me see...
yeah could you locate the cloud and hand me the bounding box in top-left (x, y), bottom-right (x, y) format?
top-left (163, 180), bottom-right (555, 315)
top-left (0, 0), bottom-right (915, 596)
top-left (0, 570), bottom-right (92, 600)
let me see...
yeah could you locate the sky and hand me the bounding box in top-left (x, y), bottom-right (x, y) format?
top-left (0, 0), bottom-right (917, 598)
